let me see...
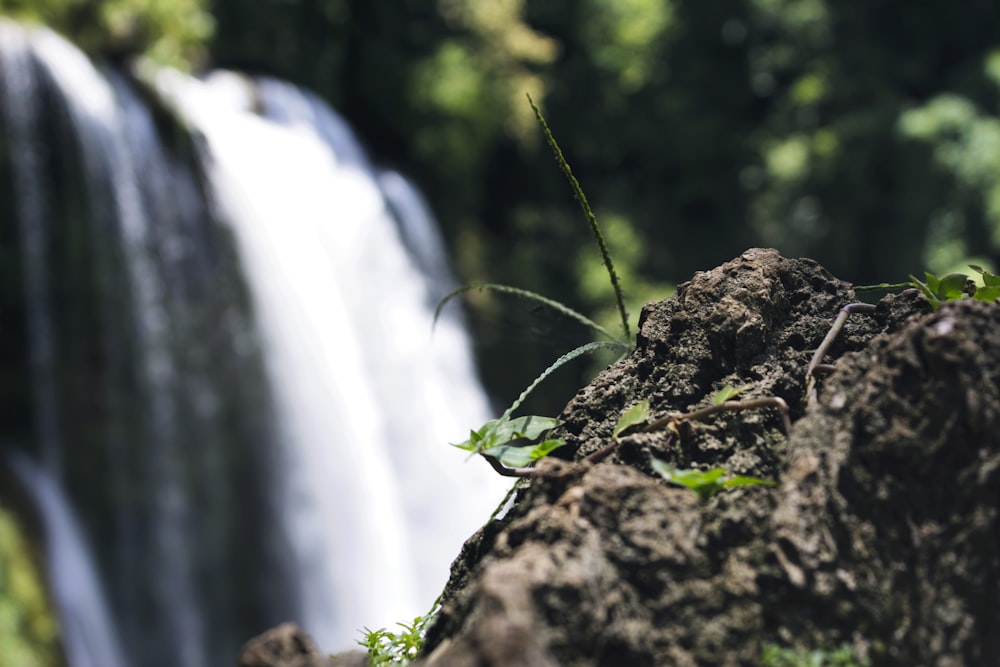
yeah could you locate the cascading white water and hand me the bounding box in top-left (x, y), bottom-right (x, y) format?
top-left (156, 70), bottom-right (513, 648)
top-left (7, 454), bottom-right (128, 667)
top-left (0, 19), bottom-right (510, 665)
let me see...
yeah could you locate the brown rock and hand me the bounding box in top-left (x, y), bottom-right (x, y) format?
top-left (420, 249), bottom-right (999, 665)
top-left (238, 623), bottom-right (366, 667)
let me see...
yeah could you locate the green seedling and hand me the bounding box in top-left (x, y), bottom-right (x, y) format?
top-left (857, 265), bottom-right (1000, 310)
top-left (612, 399), bottom-right (651, 440)
top-left (907, 271), bottom-right (971, 309)
top-left (712, 384), bottom-right (753, 404)
top-left (454, 341), bottom-right (623, 477)
top-left (453, 414), bottom-right (565, 475)
top-left (359, 613), bottom-right (434, 666)
top-left (650, 459), bottom-right (776, 501)
top-left (437, 98), bottom-right (635, 477)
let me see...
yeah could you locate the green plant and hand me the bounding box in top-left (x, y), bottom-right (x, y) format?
top-left (856, 264), bottom-right (1000, 310)
top-left (359, 612), bottom-right (435, 666)
top-left (908, 265), bottom-right (1000, 308)
top-left (760, 642), bottom-right (870, 667)
top-left (437, 96), bottom-right (633, 476)
top-left (650, 459), bottom-right (776, 501)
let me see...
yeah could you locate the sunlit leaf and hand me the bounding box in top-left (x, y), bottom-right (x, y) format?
top-left (530, 438), bottom-right (567, 460)
top-left (909, 274), bottom-right (941, 309)
top-left (483, 438), bottom-right (566, 468)
top-left (502, 415), bottom-right (560, 441)
top-left (650, 459), bottom-right (775, 500)
top-left (970, 264), bottom-right (1000, 287)
top-left (973, 286), bottom-right (1000, 302)
top-left (712, 384), bottom-right (753, 405)
top-left (613, 399), bottom-right (650, 439)
top-left (720, 475), bottom-right (777, 490)
top-left (936, 272), bottom-right (968, 300)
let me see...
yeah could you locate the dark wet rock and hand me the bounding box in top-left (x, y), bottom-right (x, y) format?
top-left (419, 249), bottom-right (998, 666)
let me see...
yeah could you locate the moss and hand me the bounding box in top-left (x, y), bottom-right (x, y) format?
top-left (0, 503), bottom-right (62, 667)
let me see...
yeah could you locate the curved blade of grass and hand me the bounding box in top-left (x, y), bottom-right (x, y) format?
top-left (853, 281), bottom-right (913, 292)
top-left (500, 340), bottom-right (628, 421)
top-left (527, 94), bottom-right (631, 344)
top-left (433, 282), bottom-right (618, 341)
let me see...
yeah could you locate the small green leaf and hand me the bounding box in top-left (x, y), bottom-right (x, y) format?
top-left (908, 274), bottom-right (941, 309)
top-left (973, 285), bottom-right (1000, 302)
top-left (712, 384), bottom-right (752, 405)
top-left (530, 438), bottom-right (567, 460)
top-left (720, 475), bottom-right (777, 490)
top-left (924, 271), bottom-right (940, 295)
top-left (970, 265), bottom-right (1000, 288)
top-left (483, 438), bottom-right (566, 468)
top-left (451, 422), bottom-right (495, 452)
top-left (496, 415), bottom-right (560, 442)
top-left (651, 459), bottom-right (775, 500)
top-left (613, 399), bottom-right (650, 439)
top-left (936, 272), bottom-right (969, 300)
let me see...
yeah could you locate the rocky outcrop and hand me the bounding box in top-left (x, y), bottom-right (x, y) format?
top-left (418, 249), bottom-right (1000, 666)
top-left (238, 623), bottom-right (368, 667)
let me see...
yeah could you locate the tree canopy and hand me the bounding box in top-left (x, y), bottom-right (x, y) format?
top-left (5, 0), bottom-right (1000, 412)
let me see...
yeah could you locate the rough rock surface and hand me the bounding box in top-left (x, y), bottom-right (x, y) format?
top-left (418, 248), bottom-right (1000, 666)
top-left (238, 623), bottom-right (366, 667)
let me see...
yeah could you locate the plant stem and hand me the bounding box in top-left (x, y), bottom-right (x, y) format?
top-left (526, 93), bottom-right (631, 343)
top-left (644, 397), bottom-right (791, 435)
top-left (805, 302), bottom-right (876, 406)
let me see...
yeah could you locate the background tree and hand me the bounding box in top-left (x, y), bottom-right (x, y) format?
top-left (5, 0), bottom-right (1000, 413)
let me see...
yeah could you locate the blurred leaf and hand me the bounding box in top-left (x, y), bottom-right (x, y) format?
top-left (613, 399), bottom-right (650, 439)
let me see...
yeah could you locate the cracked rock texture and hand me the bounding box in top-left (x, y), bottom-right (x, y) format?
top-left (419, 248), bottom-right (1000, 666)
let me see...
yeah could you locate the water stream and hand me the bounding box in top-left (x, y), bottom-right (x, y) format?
top-left (0, 20), bottom-right (508, 666)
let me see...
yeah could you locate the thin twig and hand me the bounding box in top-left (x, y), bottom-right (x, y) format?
top-left (805, 302), bottom-right (876, 406)
top-left (480, 453), bottom-right (541, 478)
top-left (644, 396), bottom-right (792, 436)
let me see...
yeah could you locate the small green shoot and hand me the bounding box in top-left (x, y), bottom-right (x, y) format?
top-left (436, 99), bottom-right (638, 477)
top-left (858, 265), bottom-right (1000, 310)
top-left (970, 264), bottom-right (1000, 301)
top-left (907, 271), bottom-right (970, 309)
top-left (359, 613), bottom-right (434, 666)
top-left (452, 415), bottom-right (565, 468)
top-left (650, 459), bottom-right (776, 501)
top-left (712, 384), bottom-right (753, 405)
top-left (760, 642), bottom-right (870, 667)
top-left (612, 399), bottom-right (650, 439)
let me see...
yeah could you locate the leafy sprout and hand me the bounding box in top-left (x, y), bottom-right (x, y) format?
top-left (612, 399), bottom-right (650, 440)
top-left (437, 99), bottom-right (635, 475)
top-left (857, 265), bottom-right (1000, 310)
top-left (650, 459), bottom-right (776, 501)
top-left (359, 613), bottom-right (435, 666)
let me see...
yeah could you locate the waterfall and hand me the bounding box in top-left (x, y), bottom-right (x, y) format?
top-left (0, 20), bottom-right (509, 666)
top-left (7, 453), bottom-right (128, 667)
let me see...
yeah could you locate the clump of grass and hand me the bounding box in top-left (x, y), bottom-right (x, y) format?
top-left (358, 612), bottom-right (434, 666)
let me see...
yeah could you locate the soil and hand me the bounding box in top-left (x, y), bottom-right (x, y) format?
top-left (416, 248), bottom-right (1000, 666)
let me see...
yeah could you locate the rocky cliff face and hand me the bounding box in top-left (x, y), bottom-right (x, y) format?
top-left (418, 248), bottom-right (1000, 666)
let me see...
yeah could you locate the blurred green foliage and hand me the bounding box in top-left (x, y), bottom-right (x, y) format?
top-left (0, 0), bottom-right (213, 67)
top-left (5, 0), bottom-right (1000, 412)
top-left (0, 504), bottom-right (61, 667)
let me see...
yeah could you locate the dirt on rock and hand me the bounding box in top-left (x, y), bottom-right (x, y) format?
top-left (418, 248), bottom-right (1000, 666)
